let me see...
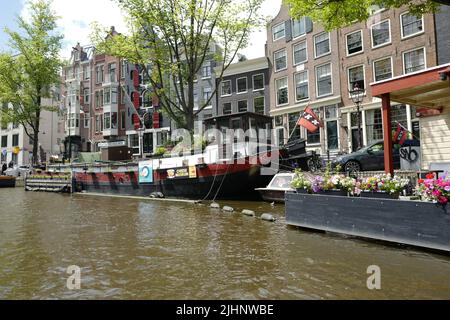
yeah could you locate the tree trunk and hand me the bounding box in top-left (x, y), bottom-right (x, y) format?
top-left (32, 97), bottom-right (41, 166)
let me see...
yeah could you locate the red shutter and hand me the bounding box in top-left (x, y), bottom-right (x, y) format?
top-left (133, 92), bottom-right (140, 110)
top-left (133, 114), bottom-right (141, 130)
top-left (133, 70), bottom-right (139, 87)
top-left (153, 112), bottom-right (160, 129)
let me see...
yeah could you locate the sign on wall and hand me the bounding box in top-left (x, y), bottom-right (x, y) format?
top-left (139, 161), bottom-right (153, 184)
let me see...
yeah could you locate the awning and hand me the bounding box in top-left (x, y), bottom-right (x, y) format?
top-left (370, 63), bottom-right (450, 174)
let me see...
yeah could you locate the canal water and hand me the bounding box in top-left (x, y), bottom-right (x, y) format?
top-left (1, 188), bottom-right (450, 300)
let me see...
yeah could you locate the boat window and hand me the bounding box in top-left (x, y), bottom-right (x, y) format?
top-left (269, 176), bottom-right (293, 189)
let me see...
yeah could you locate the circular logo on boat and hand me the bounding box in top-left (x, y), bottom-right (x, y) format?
top-left (140, 166), bottom-right (150, 178)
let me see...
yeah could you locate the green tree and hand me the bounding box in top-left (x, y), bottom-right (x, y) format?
top-left (91, 0), bottom-right (264, 133)
top-left (285, 0), bottom-right (445, 31)
top-left (0, 0), bottom-right (63, 165)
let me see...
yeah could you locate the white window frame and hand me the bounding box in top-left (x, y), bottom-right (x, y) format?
top-left (346, 30), bottom-right (364, 57)
top-left (202, 62), bottom-right (212, 79)
top-left (347, 64), bottom-right (366, 96)
top-left (372, 56), bottom-right (394, 83)
top-left (221, 80), bottom-right (232, 97)
top-left (237, 100), bottom-right (248, 113)
top-left (400, 11), bottom-right (424, 40)
top-left (274, 49), bottom-right (287, 72)
top-left (275, 76), bottom-right (289, 107)
top-left (84, 113), bottom-right (90, 129)
top-left (253, 96), bottom-right (265, 114)
top-left (203, 87), bottom-right (212, 107)
top-left (314, 32), bottom-right (331, 59)
top-left (252, 73), bottom-right (265, 92)
top-left (315, 63), bottom-right (333, 98)
top-left (292, 17), bottom-right (307, 40)
top-left (272, 22), bottom-right (286, 41)
top-left (236, 77), bottom-right (248, 94)
top-left (223, 102), bottom-right (232, 115)
top-left (371, 19), bottom-right (391, 49)
top-left (293, 41), bottom-right (308, 66)
top-left (402, 47), bottom-right (427, 75)
top-left (294, 70), bottom-right (309, 102)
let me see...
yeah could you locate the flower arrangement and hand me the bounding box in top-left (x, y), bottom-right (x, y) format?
top-left (340, 176), bottom-right (357, 194)
top-left (311, 176), bottom-right (324, 193)
top-left (291, 169), bottom-right (312, 192)
top-left (415, 173), bottom-right (450, 205)
top-left (358, 174), bottom-right (409, 195)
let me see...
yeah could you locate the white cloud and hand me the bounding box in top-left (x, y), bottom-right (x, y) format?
top-left (21, 0), bottom-right (282, 60)
top-left (21, 0), bottom-right (127, 59)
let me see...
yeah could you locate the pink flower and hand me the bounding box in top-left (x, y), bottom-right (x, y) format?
top-left (432, 190), bottom-right (441, 197)
top-left (438, 196), bottom-right (448, 205)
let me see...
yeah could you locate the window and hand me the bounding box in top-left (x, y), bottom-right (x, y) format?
top-left (193, 90), bottom-right (199, 110)
top-left (403, 48), bottom-right (426, 74)
top-left (366, 108), bottom-right (383, 144)
top-left (96, 115), bottom-right (101, 132)
top-left (104, 112), bottom-right (111, 130)
top-left (348, 65), bottom-right (365, 91)
top-left (104, 88), bottom-right (111, 105)
top-left (272, 22), bottom-right (285, 41)
top-left (253, 74), bottom-right (264, 91)
top-left (130, 134), bottom-right (140, 154)
top-left (84, 113), bottom-right (90, 128)
top-left (203, 87), bottom-right (212, 106)
top-left (293, 41), bottom-right (307, 65)
top-left (289, 113), bottom-right (301, 140)
top-left (83, 65), bottom-right (90, 80)
top-left (121, 60), bottom-right (127, 79)
top-left (325, 105), bottom-right (338, 150)
top-left (346, 30), bottom-right (363, 55)
top-left (237, 77), bottom-right (247, 93)
top-left (96, 66), bottom-right (104, 83)
top-left (120, 110), bottom-right (126, 130)
top-left (274, 49), bottom-right (287, 71)
top-left (157, 132), bottom-right (168, 146)
top-left (306, 108), bottom-right (320, 144)
top-left (221, 80), bottom-right (231, 96)
top-left (12, 134), bottom-right (19, 147)
top-left (1, 135), bottom-right (7, 148)
top-left (295, 71), bottom-right (309, 101)
top-left (223, 103), bottom-right (232, 115)
top-left (238, 100), bottom-right (248, 113)
top-left (316, 63), bottom-right (332, 97)
top-left (202, 63), bottom-right (212, 78)
top-left (314, 32), bottom-right (330, 58)
top-left (276, 77), bottom-right (288, 105)
top-left (111, 87), bottom-right (118, 104)
top-left (83, 88), bottom-right (90, 104)
top-left (371, 20), bottom-right (391, 48)
top-left (254, 97), bottom-right (265, 114)
top-left (292, 17), bottom-right (306, 38)
top-left (401, 12), bottom-right (423, 38)
top-left (373, 57), bottom-right (393, 82)
top-left (109, 63), bottom-right (116, 82)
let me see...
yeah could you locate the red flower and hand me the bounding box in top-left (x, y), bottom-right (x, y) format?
top-left (418, 179), bottom-right (424, 184)
top-left (438, 196), bottom-right (448, 205)
top-left (426, 173), bottom-right (435, 180)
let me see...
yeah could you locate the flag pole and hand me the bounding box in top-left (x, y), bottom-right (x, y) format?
top-left (286, 103), bottom-right (312, 143)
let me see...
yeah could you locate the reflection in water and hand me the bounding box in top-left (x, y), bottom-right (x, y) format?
top-left (0, 189), bottom-right (450, 299)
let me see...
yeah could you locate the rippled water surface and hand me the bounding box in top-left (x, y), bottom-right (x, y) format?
top-left (1, 189), bottom-right (450, 299)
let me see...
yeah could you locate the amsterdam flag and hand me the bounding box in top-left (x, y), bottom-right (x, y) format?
top-left (297, 107), bottom-right (322, 133)
top-left (393, 122), bottom-right (408, 145)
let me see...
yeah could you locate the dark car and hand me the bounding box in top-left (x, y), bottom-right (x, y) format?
top-left (332, 140), bottom-right (405, 173)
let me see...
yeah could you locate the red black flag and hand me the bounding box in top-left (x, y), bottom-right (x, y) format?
top-left (297, 107), bottom-right (322, 133)
top-left (393, 122), bottom-right (408, 145)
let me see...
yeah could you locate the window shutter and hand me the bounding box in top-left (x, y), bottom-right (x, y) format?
top-left (305, 17), bottom-right (313, 33)
top-left (285, 20), bottom-right (292, 42)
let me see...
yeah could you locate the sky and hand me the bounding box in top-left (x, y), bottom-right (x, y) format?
top-left (0, 0), bottom-right (282, 59)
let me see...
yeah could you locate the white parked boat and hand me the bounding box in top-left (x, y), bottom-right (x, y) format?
top-left (255, 172), bottom-right (295, 203)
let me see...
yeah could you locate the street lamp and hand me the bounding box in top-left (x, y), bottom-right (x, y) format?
top-left (349, 83), bottom-right (364, 150)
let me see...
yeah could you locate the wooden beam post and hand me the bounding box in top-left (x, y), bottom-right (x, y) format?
top-left (381, 93), bottom-right (394, 175)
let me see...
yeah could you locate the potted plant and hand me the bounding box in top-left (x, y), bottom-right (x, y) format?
top-left (359, 174), bottom-right (409, 199)
top-left (321, 174), bottom-right (348, 196)
top-left (291, 169), bottom-right (311, 194)
top-left (415, 174), bottom-right (450, 208)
